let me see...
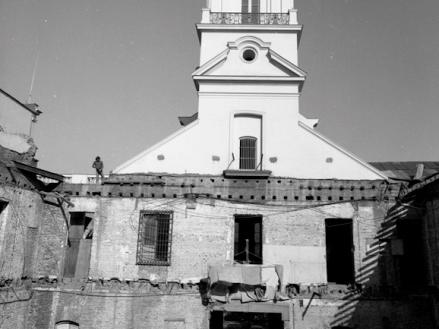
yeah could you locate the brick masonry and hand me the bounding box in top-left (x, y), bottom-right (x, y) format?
top-left (0, 174), bottom-right (436, 329)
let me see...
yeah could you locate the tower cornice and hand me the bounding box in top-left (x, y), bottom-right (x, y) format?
top-left (195, 23), bottom-right (303, 43)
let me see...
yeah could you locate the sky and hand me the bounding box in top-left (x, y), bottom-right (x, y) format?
top-left (1, 0), bottom-right (439, 174)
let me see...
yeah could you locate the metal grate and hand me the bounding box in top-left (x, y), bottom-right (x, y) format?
top-left (239, 137), bottom-right (257, 170)
top-left (210, 12), bottom-right (289, 25)
top-left (136, 211), bottom-right (173, 266)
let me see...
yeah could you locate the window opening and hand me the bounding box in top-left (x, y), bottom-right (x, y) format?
top-left (325, 218), bottom-right (355, 284)
top-left (234, 215), bottom-right (262, 264)
top-left (239, 137), bottom-right (257, 170)
top-left (64, 212), bottom-right (94, 279)
top-left (56, 321), bottom-right (79, 329)
top-left (210, 311), bottom-right (283, 329)
top-left (241, 0), bottom-right (261, 23)
top-left (242, 48), bottom-right (257, 62)
top-left (0, 201), bottom-right (7, 214)
top-left (137, 211), bottom-right (173, 265)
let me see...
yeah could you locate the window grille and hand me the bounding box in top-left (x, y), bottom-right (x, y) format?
top-left (136, 211), bottom-right (173, 266)
top-left (239, 137), bottom-right (257, 170)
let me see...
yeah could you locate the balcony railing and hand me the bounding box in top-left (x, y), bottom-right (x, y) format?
top-left (210, 12), bottom-right (289, 25)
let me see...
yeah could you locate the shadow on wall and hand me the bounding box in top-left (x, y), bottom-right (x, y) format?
top-left (329, 199), bottom-right (430, 328)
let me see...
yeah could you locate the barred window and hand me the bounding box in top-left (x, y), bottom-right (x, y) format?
top-left (137, 211), bottom-right (173, 265)
top-left (239, 136), bottom-right (257, 170)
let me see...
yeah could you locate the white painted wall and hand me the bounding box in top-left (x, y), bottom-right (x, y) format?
top-left (115, 90), bottom-right (383, 179)
top-left (114, 4), bottom-right (385, 180)
top-left (199, 31), bottom-right (298, 66)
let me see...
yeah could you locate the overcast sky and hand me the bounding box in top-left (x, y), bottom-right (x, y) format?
top-left (1, 0), bottom-right (439, 174)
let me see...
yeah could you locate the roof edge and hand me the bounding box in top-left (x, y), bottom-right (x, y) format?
top-left (298, 121), bottom-right (388, 180)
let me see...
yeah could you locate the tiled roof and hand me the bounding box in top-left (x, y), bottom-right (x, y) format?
top-left (369, 162), bottom-right (439, 180)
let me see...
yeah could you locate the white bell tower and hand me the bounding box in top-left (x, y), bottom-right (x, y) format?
top-left (114, 0), bottom-right (385, 181)
top-left (193, 0), bottom-right (306, 176)
top-left (199, 0), bottom-right (300, 65)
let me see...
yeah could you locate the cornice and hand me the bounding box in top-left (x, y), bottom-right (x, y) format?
top-left (195, 23), bottom-right (303, 43)
top-left (192, 75), bottom-right (305, 91)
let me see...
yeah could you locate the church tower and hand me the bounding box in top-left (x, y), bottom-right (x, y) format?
top-left (114, 0), bottom-right (385, 180)
top-left (193, 0), bottom-right (305, 177)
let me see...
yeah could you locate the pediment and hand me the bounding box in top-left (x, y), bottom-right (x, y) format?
top-left (192, 36), bottom-right (306, 79)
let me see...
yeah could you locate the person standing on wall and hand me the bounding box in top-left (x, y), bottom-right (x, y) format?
top-left (92, 156), bottom-right (104, 184)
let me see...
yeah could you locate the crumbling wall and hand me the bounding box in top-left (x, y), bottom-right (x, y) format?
top-left (1, 176), bottom-right (428, 329)
top-left (296, 298), bottom-right (433, 329)
top-left (66, 192), bottom-right (390, 291)
top-left (0, 183), bottom-right (67, 329)
top-left (0, 184), bottom-right (66, 279)
top-left (26, 287), bottom-right (208, 329)
top-left (0, 185), bottom-right (41, 278)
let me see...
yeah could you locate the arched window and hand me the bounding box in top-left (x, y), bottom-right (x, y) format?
top-left (56, 320), bottom-right (79, 329)
top-left (239, 136), bottom-right (257, 170)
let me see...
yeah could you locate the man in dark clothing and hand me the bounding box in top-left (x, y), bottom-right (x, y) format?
top-left (92, 156), bottom-right (104, 184)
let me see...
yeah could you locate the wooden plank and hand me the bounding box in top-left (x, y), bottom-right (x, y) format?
top-left (75, 239), bottom-right (92, 279)
top-left (213, 302), bottom-right (289, 320)
top-left (64, 239), bottom-right (80, 278)
top-left (14, 161), bottom-right (64, 182)
top-left (23, 227), bottom-right (38, 277)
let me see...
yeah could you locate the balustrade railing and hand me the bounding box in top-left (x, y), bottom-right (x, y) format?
top-left (210, 12), bottom-right (289, 25)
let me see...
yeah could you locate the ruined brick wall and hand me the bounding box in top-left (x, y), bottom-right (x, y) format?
top-left (1, 175), bottom-right (423, 329)
top-left (66, 194), bottom-right (393, 290)
top-left (58, 175), bottom-right (399, 287)
top-left (26, 287), bottom-right (208, 329)
top-left (297, 298), bottom-right (433, 329)
top-left (18, 283), bottom-right (434, 329)
top-left (0, 298), bottom-right (30, 329)
top-left (0, 184), bottom-right (67, 329)
top-left (0, 184), bottom-right (66, 279)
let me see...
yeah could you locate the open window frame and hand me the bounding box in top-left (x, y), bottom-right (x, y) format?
top-left (136, 210), bottom-right (173, 266)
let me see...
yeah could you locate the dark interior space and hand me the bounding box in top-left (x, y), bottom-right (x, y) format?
top-left (64, 212), bottom-right (93, 278)
top-left (325, 218), bottom-right (355, 284)
top-left (234, 215), bottom-right (262, 264)
top-left (210, 311), bottom-right (283, 329)
top-left (0, 200), bottom-right (7, 214)
top-left (397, 218), bottom-right (428, 291)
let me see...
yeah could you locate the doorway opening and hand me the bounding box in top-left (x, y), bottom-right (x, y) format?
top-left (234, 215), bottom-right (262, 264)
top-left (64, 212), bottom-right (94, 279)
top-left (210, 311), bottom-right (283, 329)
top-left (325, 218), bottom-right (355, 284)
top-left (397, 218), bottom-right (427, 290)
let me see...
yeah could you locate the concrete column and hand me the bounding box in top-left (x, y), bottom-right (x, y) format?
top-left (289, 9), bottom-right (298, 24)
top-left (201, 8), bottom-right (211, 23)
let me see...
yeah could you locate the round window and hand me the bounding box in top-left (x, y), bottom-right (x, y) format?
top-left (242, 48), bottom-right (257, 62)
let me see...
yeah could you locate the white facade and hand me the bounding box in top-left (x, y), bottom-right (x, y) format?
top-left (114, 0), bottom-right (385, 180)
